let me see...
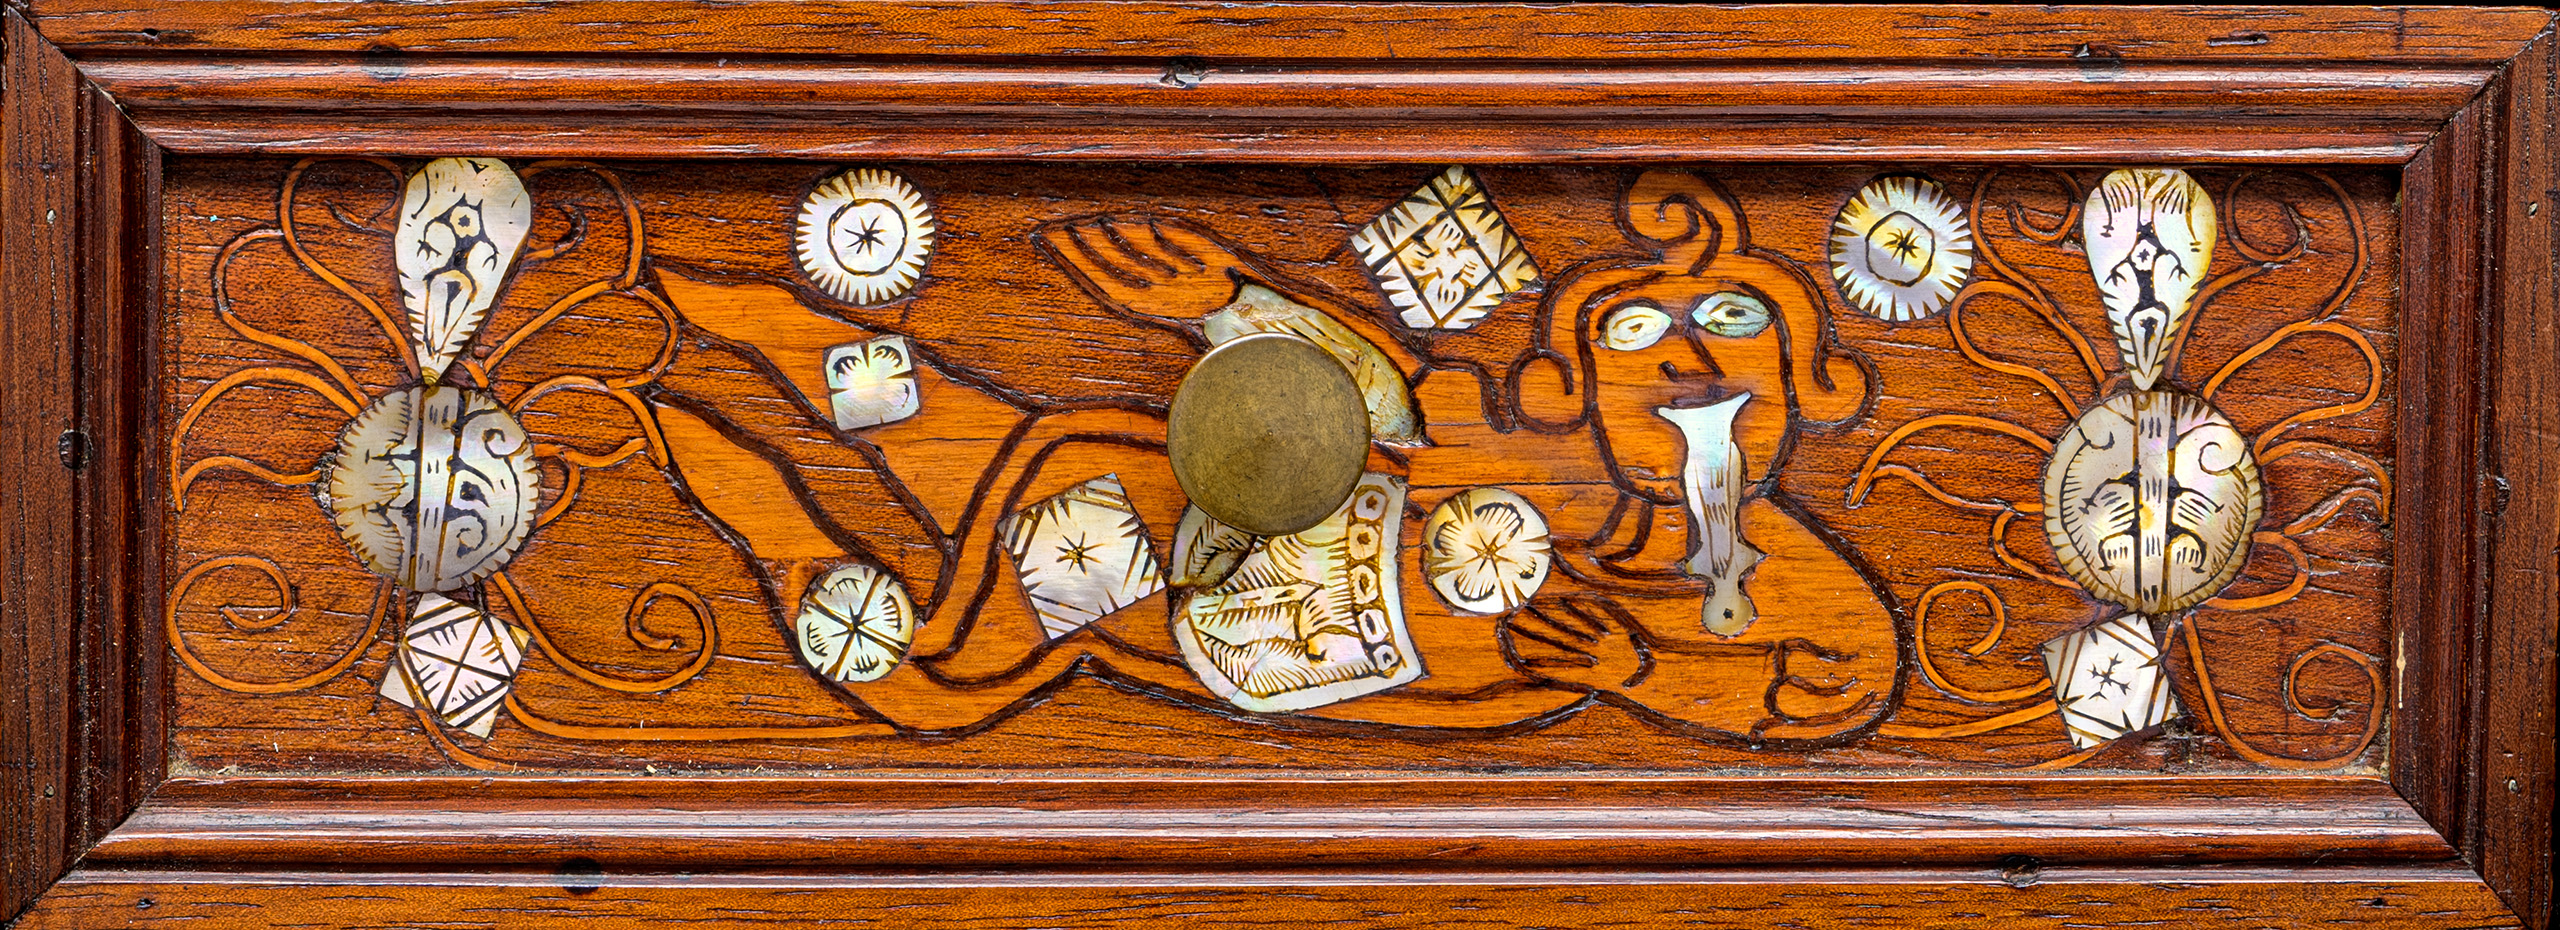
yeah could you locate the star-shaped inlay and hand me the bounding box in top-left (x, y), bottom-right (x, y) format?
top-left (1056, 533), bottom-right (1101, 574)
top-left (850, 216), bottom-right (888, 254)
top-left (1885, 228), bottom-right (1923, 261)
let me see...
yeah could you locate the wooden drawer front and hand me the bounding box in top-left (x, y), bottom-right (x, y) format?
top-left (165, 160), bottom-right (2393, 774)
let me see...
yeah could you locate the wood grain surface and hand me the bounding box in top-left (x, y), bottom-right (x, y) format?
top-left (4, 3), bottom-right (2554, 929)
top-left (161, 159), bottom-right (2398, 774)
top-left (16, 866), bottom-right (2529, 930)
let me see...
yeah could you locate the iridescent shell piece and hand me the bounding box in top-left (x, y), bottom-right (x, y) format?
top-left (998, 474), bottom-right (1166, 640)
top-left (2041, 613), bottom-right (2179, 749)
top-left (1350, 166), bottom-right (1539, 331)
top-left (2083, 168), bottom-right (2216, 391)
top-left (396, 157), bottom-right (533, 383)
top-left (795, 167), bottom-right (936, 306)
top-left (325, 387), bottom-right (541, 592)
top-left (1420, 488), bottom-right (1552, 616)
top-left (794, 562), bottom-right (918, 683)
top-left (1828, 174), bottom-right (1974, 322)
top-left (823, 334), bottom-right (922, 431)
top-left (1173, 473), bottom-right (1424, 712)
top-left (377, 593), bottom-right (529, 738)
top-left (2043, 390), bottom-right (2264, 614)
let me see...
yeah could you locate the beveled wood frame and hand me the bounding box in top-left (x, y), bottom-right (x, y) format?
top-left (2, 4), bottom-right (2552, 927)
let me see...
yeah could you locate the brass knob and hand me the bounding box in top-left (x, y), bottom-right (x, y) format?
top-left (1167, 332), bottom-right (1371, 537)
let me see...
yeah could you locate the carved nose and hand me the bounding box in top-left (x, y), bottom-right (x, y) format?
top-left (1166, 332), bottom-right (1371, 537)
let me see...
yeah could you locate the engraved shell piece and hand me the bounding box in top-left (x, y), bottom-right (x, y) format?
top-left (1350, 166), bottom-right (1540, 331)
top-left (396, 157), bottom-right (533, 383)
top-left (794, 562), bottom-right (919, 683)
top-left (823, 334), bottom-right (922, 431)
top-left (2043, 390), bottom-right (2264, 615)
top-left (377, 593), bottom-right (529, 738)
top-left (795, 168), bottom-right (936, 306)
top-left (2083, 168), bottom-right (2216, 391)
top-left (2041, 613), bottom-right (2179, 749)
top-left (1173, 473), bottom-right (1425, 713)
top-left (1828, 174), bottom-right (1974, 322)
top-left (1169, 505), bottom-right (1256, 590)
top-left (998, 474), bottom-right (1167, 639)
top-left (324, 387), bottom-right (541, 593)
top-left (1421, 488), bottom-right (1552, 616)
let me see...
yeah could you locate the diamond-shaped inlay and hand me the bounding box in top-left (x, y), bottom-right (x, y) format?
top-left (1350, 166), bottom-right (1539, 331)
top-left (379, 592), bottom-right (528, 737)
top-left (2041, 613), bottom-right (2178, 749)
top-left (999, 474), bottom-right (1166, 640)
top-left (824, 334), bottom-right (922, 431)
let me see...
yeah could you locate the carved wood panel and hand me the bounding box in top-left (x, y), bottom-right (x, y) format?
top-left (164, 158), bottom-right (2394, 774)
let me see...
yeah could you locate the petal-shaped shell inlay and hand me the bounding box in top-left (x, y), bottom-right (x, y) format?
top-left (795, 562), bottom-right (919, 683)
top-left (2083, 168), bottom-right (2216, 391)
top-left (795, 168), bottom-right (936, 306)
top-left (1829, 175), bottom-right (1974, 322)
top-left (396, 157), bottom-right (533, 383)
top-left (1203, 283), bottom-right (1424, 446)
top-left (1421, 488), bottom-right (1552, 616)
top-left (2043, 390), bottom-right (2263, 614)
top-left (324, 387), bottom-right (541, 592)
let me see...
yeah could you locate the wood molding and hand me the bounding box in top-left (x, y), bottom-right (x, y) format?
top-left (79, 775), bottom-right (2452, 871)
top-left (4, 4), bottom-right (2554, 928)
top-left (18, 866), bottom-right (2529, 929)
top-left (19, 1), bottom-right (2553, 61)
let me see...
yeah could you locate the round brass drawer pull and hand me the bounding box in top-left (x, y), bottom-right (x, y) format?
top-left (1167, 332), bottom-right (1371, 537)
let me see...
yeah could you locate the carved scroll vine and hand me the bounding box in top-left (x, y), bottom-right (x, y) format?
top-left (1850, 168), bottom-right (2388, 769)
top-left (167, 158), bottom-right (878, 765)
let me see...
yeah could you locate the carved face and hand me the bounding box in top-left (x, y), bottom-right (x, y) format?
top-left (1581, 274), bottom-right (1796, 504)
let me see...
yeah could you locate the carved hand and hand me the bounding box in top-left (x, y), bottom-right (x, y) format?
top-left (1500, 594), bottom-right (1655, 692)
top-left (1034, 216), bottom-right (1257, 323)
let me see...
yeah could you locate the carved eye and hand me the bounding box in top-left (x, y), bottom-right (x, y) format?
top-left (1692, 292), bottom-right (1772, 339)
top-left (1599, 302), bottom-right (1673, 351)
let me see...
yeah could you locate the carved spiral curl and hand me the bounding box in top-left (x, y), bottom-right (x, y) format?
top-left (168, 556), bottom-right (385, 694)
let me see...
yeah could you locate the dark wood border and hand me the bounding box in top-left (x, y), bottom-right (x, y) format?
top-left (3, 4), bottom-right (2552, 927)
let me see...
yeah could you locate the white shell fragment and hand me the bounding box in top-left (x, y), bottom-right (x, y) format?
top-left (325, 387), bottom-right (541, 593)
top-left (396, 157), bottom-right (533, 383)
top-left (823, 335), bottom-right (922, 431)
top-left (794, 562), bottom-right (919, 683)
top-left (1173, 473), bottom-right (1425, 713)
top-left (2083, 168), bottom-right (2216, 391)
top-left (999, 474), bottom-right (1167, 640)
top-left (2044, 390), bottom-right (2264, 615)
top-left (1169, 505), bottom-right (1257, 590)
top-left (1829, 175), bottom-right (1974, 322)
top-left (378, 592), bottom-right (529, 738)
top-left (1420, 488), bottom-right (1552, 616)
top-left (1656, 395), bottom-right (1763, 636)
top-left (1350, 166), bottom-right (1540, 331)
top-left (795, 167), bottom-right (936, 306)
top-left (2041, 613), bottom-right (2179, 749)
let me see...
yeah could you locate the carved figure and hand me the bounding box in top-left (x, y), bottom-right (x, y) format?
top-left (664, 167), bottom-right (1899, 743)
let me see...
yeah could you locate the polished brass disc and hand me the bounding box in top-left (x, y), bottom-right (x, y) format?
top-left (1168, 332), bottom-right (1371, 537)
